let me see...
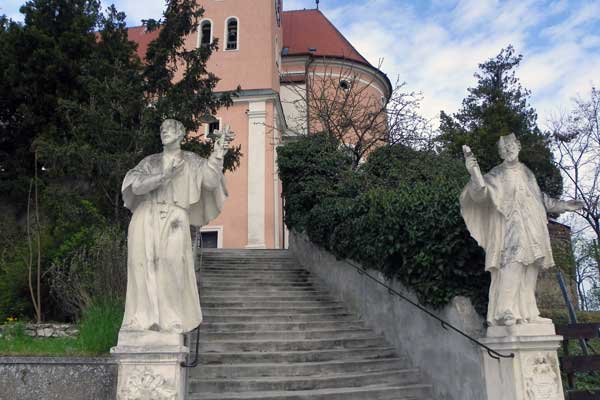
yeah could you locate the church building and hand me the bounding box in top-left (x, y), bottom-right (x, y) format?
top-left (128, 1), bottom-right (391, 249)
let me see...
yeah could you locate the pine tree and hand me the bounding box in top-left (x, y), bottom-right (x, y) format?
top-left (438, 45), bottom-right (562, 196)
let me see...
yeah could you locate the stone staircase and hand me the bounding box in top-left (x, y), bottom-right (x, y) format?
top-left (188, 249), bottom-right (433, 399)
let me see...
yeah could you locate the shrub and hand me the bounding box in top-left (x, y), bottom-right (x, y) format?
top-left (277, 133), bottom-right (354, 230)
top-left (48, 224), bottom-right (127, 319)
top-left (278, 135), bottom-right (489, 313)
top-left (78, 298), bottom-right (123, 354)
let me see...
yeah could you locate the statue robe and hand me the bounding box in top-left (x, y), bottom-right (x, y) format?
top-left (460, 162), bottom-right (564, 324)
top-left (120, 151), bottom-right (227, 333)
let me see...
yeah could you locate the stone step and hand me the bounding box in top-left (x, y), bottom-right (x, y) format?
top-left (200, 288), bottom-right (326, 294)
top-left (201, 267), bottom-right (309, 272)
top-left (200, 265), bottom-right (301, 271)
top-left (200, 295), bottom-right (335, 303)
top-left (200, 301), bottom-right (341, 309)
top-left (203, 313), bottom-right (356, 323)
top-left (199, 329), bottom-right (375, 341)
top-left (200, 278), bottom-right (315, 285)
top-left (190, 369), bottom-right (422, 393)
top-left (201, 250), bottom-right (292, 255)
top-left (197, 321), bottom-right (366, 333)
top-left (201, 260), bottom-right (297, 263)
top-left (200, 282), bottom-right (321, 289)
top-left (199, 267), bottom-right (310, 276)
top-left (194, 347), bottom-right (398, 365)
top-left (200, 283), bottom-right (318, 289)
top-left (202, 307), bottom-right (347, 316)
top-left (190, 384), bottom-right (433, 400)
top-left (201, 255), bottom-right (294, 260)
top-left (190, 251), bottom-right (431, 400)
top-left (200, 265), bottom-right (303, 270)
top-left (200, 260), bottom-right (297, 265)
top-left (198, 336), bottom-right (387, 353)
top-left (191, 358), bottom-right (407, 379)
top-left (199, 272), bottom-right (311, 279)
top-left (200, 264), bottom-right (300, 269)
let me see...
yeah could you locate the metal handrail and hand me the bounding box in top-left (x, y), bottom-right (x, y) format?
top-left (181, 324), bottom-right (201, 368)
top-left (182, 227), bottom-right (203, 368)
top-left (342, 259), bottom-right (514, 361)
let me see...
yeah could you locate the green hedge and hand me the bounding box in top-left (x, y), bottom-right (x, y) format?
top-left (541, 309), bottom-right (600, 326)
top-left (278, 134), bottom-right (489, 314)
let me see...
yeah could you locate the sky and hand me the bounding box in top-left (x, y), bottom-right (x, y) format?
top-left (2, 0), bottom-right (599, 126)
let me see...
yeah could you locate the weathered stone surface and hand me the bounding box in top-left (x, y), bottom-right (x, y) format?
top-left (289, 231), bottom-right (485, 400)
top-left (0, 323), bottom-right (79, 339)
top-left (0, 357), bottom-right (117, 400)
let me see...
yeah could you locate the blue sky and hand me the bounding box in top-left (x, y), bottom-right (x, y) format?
top-left (2, 0), bottom-right (599, 124)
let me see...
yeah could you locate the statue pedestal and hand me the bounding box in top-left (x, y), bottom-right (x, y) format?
top-left (480, 324), bottom-right (564, 400)
top-left (111, 331), bottom-right (189, 400)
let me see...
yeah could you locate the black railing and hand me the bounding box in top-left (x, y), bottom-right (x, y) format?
top-left (182, 227), bottom-right (203, 368)
top-left (343, 259), bottom-right (514, 361)
top-left (181, 324), bottom-right (201, 368)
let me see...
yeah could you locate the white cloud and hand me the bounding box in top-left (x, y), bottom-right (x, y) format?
top-left (322, 0), bottom-right (600, 125)
top-left (102, 0), bottom-right (165, 26)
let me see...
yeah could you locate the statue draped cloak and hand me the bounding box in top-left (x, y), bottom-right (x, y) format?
top-left (121, 151), bottom-right (227, 333)
top-left (460, 162), bottom-right (564, 323)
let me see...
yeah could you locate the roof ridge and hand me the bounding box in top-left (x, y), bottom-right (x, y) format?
top-left (314, 9), bottom-right (370, 66)
top-left (282, 9), bottom-right (319, 13)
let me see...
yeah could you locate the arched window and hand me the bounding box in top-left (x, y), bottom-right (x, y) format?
top-left (199, 20), bottom-right (212, 47)
top-left (225, 17), bottom-right (238, 50)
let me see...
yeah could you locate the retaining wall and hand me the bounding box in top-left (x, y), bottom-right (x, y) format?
top-left (289, 231), bottom-right (488, 400)
top-left (0, 357), bottom-right (117, 400)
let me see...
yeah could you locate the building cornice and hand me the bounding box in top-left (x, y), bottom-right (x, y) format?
top-left (223, 89), bottom-right (288, 137)
top-left (281, 55), bottom-right (393, 100)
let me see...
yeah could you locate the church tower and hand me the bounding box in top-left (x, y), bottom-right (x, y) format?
top-left (128, 1), bottom-right (391, 250)
top-left (193, 0), bottom-right (283, 92)
top-left (184, 0), bottom-right (287, 250)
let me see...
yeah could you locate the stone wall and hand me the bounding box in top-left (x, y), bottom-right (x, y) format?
top-left (0, 323), bottom-right (79, 339)
top-left (289, 231), bottom-right (487, 400)
top-left (0, 357), bottom-right (117, 400)
top-left (537, 220), bottom-right (578, 310)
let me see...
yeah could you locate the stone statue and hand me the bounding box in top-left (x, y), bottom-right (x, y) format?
top-left (120, 119), bottom-right (232, 334)
top-left (460, 134), bottom-right (583, 327)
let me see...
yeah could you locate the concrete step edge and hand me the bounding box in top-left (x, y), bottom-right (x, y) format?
top-left (189, 368), bottom-right (421, 383)
top-left (189, 384), bottom-right (433, 399)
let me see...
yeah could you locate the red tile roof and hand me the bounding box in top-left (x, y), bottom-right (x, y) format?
top-left (126, 9), bottom-right (371, 67)
top-left (282, 9), bottom-right (370, 66)
top-left (127, 26), bottom-right (160, 60)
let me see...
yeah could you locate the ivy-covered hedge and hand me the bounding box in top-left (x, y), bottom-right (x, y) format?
top-left (278, 134), bottom-right (489, 314)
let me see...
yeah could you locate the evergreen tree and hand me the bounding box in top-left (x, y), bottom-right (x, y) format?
top-left (1, 0), bottom-right (241, 221)
top-left (438, 46), bottom-right (562, 196)
top-left (0, 0), bottom-right (101, 206)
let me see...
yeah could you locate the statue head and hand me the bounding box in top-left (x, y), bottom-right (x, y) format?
top-left (497, 133), bottom-right (521, 163)
top-left (160, 119), bottom-right (186, 147)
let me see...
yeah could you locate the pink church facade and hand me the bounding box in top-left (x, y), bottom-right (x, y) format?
top-left (130, 1), bottom-right (391, 249)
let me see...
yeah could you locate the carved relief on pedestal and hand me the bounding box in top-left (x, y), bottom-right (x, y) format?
top-left (524, 352), bottom-right (561, 400)
top-left (119, 367), bottom-right (177, 400)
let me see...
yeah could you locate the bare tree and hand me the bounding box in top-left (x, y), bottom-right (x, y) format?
top-left (549, 86), bottom-right (600, 278)
top-left (25, 150), bottom-right (43, 323)
top-left (281, 58), bottom-right (432, 168)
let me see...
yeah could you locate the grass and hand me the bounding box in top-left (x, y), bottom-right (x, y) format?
top-left (0, 299), bottom-right (123, 356)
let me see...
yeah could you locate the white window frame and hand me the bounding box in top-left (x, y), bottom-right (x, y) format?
top-left (224, 16), bottom-right (240, 51)
top-left (199, 226), bottom-right (224, 249)
top-left (197, 18), bottom-right (214, 48)
top-left (203, 116), bottom-right (223, 136)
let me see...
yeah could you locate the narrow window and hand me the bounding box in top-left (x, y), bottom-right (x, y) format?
top-left (208, 120), bottom-right (220, 134)
top-left (200, 231), bottom-right (219, 248)
top-left (226, 18), bottom-right (238, 50)
top-left (200, 20), bottom-right (211, 47)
